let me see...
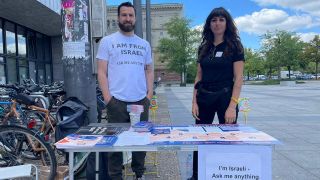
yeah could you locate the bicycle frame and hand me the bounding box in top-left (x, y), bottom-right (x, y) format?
top-left (2, 100), bottom-right (56, 134)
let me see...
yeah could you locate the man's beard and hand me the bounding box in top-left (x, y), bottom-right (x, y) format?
top-left (118, 22), bottom-right (135, 32)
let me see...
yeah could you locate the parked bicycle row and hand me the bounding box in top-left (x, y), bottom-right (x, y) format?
top-left (0, 82), bottom-right (90, 179)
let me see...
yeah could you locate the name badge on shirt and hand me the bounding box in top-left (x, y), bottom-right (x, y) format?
top-left (215, 51), bottom-right (223, 57)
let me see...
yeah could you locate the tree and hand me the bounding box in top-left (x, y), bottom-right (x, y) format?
top-left (261, 30), bottom-right (303, 79)
top-left (244, 48), bottom-right (264, 79)
top-left (158, 17), bottom-right (199, 86)
top-left (261, 32), bottom-right (281, 78)
top-left (302, 35), bottom-right (320, 79)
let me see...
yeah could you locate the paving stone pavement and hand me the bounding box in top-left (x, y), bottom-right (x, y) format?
top-left (101, 80), bottom-right (320, 180)
top-left (150, 80), bottom-right (320, 180)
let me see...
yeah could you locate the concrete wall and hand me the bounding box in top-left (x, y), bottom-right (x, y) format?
top-left (37, 0), bottom-right (61, 15)
top-left (51, 36), bottom-right (64, 82)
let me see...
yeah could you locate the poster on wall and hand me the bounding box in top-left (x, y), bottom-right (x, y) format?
top-left (198, 145), bottom-right (272, 180)
top-left (62, 0), bottom-right (89, 59)
top-left (63, 42), bottom-right (85, 59)
top-left (62, 0), bottom-right (75, 42)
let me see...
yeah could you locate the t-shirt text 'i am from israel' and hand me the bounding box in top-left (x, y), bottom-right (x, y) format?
top-left (112, 43), bottom-right (146, 57)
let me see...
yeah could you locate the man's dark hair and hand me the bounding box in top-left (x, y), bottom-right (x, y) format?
top-left (117, 2), bottom-right (136, 16)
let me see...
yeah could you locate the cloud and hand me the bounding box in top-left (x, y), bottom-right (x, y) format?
top-left (192, 24), bottom-right (203, 31)
top-left (297, 32), bottom-right (319, 42)
top-left (253, 0), bottom-right (320, 17)
top-left (235, 8), bottom-right (319, 35)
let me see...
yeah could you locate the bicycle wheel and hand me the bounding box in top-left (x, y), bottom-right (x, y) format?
top-left (0, 125), bottom-right (57, 180)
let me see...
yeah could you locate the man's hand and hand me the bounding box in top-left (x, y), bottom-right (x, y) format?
top-left (104, 94), bottom-right (112, 104)
top-left (147, 92), bottom-right (153, 100)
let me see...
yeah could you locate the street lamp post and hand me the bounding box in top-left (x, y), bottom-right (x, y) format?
top-left (316, 45), bottom-right (320, 80)
top-left (133, 0), bottom-right (143, 38)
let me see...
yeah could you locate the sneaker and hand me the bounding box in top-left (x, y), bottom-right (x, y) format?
top-left (135, 175), bottom-right (145, 180)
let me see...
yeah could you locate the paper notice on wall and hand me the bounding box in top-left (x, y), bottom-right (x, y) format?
top-left (63, 42), bottom-right (85, 58)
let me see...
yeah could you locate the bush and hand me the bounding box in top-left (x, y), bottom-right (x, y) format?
top-left (249, 79), bottom-right (280, 85)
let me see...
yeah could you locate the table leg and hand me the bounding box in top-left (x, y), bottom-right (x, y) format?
top-left (96, 153), bottom-right (99, 180)
top-left (69, 152), bottom-right (74, 180)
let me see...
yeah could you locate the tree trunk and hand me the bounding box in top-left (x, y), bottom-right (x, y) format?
top-left (316, 61), bottom-right (319, 80)
top-left (180, 69), bottom-right (186, 87)
top-left (288, 66), bottom-right (291, 79)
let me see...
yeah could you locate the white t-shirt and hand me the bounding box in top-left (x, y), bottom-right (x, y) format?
top-left (96, 31), bottom-right (153, 102)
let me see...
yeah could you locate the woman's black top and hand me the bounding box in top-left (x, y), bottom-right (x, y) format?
top-left (198, 41), bottom-right (245, 91)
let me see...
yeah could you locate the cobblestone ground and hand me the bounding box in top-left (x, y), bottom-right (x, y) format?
top-left (124, 92), bottom-right (181, 180)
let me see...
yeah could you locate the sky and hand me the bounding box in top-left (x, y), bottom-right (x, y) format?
top-left (106, 0), bottom-right (320, 50)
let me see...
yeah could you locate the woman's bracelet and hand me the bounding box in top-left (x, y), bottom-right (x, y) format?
top-left (231, 97), bottom-right (239, 104)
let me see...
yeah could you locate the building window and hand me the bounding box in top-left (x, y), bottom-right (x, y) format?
top-left (6, 57), bottom-right (17, 83)
top-left (17, 26), bottom-right (26, 57)
top-left (44, 36), bottom-right (51, 62)
top-left (36, 33), bottom-right (44, 61)
top-left (0, 64), bottom-right (5, 84)
top-left (37, 64), bottom-right (45, 84)
top-left (0, 18), bottom-right (52, 84)
top-left (112, 20), bottom-right (116, 27)
top-left (27, 31), bottom-right (36, 59)
top-left (19, 66), bottom-right (28, 84)
top-left (29, 61), bottom-right (36, 82)
top-left (5, 22), bottom-right (16, 55)
top-left (46, 64), bottom-right (52, 84)
top-left (18, 59), bottom-right (28, 84)
top-left (0, 56), bottom-right (5, 84)
top-left (0, 20), bottom-right (3, 54)
top-left (107, 20), bottom-right (110, 29)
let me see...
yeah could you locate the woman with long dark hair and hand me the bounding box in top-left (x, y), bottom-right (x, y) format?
top-left (189, 7), bottom-right (245, 180)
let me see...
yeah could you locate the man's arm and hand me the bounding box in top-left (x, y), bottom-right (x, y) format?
top-left (145, 64), bottom-right (154, 100)
top-left (97, 60), bottom-right (112, 103)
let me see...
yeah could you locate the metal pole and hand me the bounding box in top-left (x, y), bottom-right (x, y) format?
top-left (133, 0), bottom-right (143, 38)
top-left (146, 0), bottom-right (151, 44)
top-left (316, 45), bottom-right (320, 80)
top-left (61, 0), bottom-right (97, 123)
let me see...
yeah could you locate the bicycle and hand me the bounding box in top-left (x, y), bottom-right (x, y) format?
top-left (0, 125), bottom-right (57, 179)
top-left (1, 84), bottom-right (89, 177)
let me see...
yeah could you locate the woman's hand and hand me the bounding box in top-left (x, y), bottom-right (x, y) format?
top-left (225, 107), bottom-right (236, 124)
top-left (192, 102), bottom-right (200, 120)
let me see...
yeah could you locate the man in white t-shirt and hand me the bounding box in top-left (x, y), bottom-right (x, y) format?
top-left (96, 2), bottom-right (154, 180)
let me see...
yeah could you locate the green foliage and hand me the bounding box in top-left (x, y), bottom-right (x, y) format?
top-left (301, 35), bottom-right (320, 76)
top-left (244, 48), bottom-right (265, 79)
top-left (158, 17), bottom-right (200, 85)
top-left (186, 61), bottom-right (197, 83)
top-left (261, 30), bottom-right (304, 79)
top-left (249, 79), bottom-right (280, 85)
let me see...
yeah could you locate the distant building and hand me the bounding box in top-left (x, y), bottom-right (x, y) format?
top-left (106, 3), bottom-right (183, 83)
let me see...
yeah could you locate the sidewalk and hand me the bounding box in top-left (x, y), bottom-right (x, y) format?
top-left (142, 81), bottom-right (320, 180)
